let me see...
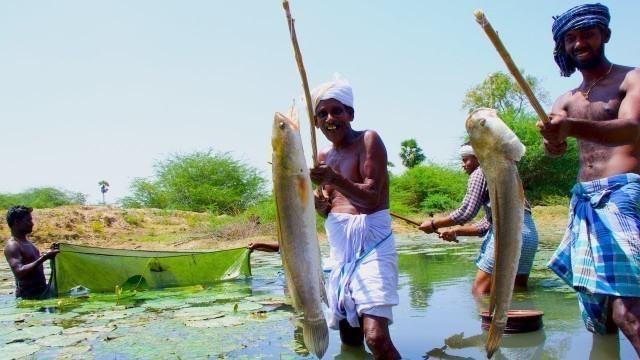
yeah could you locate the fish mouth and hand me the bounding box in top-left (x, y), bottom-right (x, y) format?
top-left (275, 112), bottom-right (299, 132)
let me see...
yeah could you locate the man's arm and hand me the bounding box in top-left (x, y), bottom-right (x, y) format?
top-left (540, 69), bottom-right (640, 147)
top-left (4, 242), bottom-right (58, 280)
top-left (310, 131), bottom-right (387, 211)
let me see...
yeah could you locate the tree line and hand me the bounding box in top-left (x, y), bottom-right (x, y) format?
top-left (2, 71), bottom-right (578, 216)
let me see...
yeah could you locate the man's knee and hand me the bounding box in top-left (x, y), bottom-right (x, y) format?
top-left (339, 319), bottom-right (364, 346)
top-left (611, 297), bottom-right (640, 333)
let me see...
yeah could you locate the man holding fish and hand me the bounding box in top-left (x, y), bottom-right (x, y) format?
top-left (308, 75), bottom-right (402, 359)
top-left (418, 142), bottom-right (539, 296)
top-left (538, 3), bottom-right (640, 356)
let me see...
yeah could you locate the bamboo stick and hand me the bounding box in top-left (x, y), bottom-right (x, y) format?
top-left (474, 10), bottom-right (549, 124)
top-left (389, 212), bottom-right (459, 243)
top-left (283, 0), bottom-right (319, 166)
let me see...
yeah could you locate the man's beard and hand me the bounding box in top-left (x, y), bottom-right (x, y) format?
top-left (574, 43), bottom-right (606, 71)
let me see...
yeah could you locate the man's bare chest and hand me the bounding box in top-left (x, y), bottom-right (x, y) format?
top-left (567, 95), bottom-right (622, 121)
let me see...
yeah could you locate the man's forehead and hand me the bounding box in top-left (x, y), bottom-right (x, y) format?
top-left (564, 25), bottom-right (602, 37)
top-left (316, 98), bottom-right (346, 110)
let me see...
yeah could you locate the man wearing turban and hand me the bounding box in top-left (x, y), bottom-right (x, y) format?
top-left (308, 74), bottom-right (401, 359)
top-left (418, 143), bottom-right (539, 297)
top-left (538, 3), bottom-right (640, 356)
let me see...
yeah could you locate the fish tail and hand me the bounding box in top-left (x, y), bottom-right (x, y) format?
top-left (303, 318), bottom-right (329, 359)
top-left (485, 321), bottom-right (505, 359)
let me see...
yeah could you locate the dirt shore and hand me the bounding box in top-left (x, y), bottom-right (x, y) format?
top-left (0, 204), bottom-right (568, 252)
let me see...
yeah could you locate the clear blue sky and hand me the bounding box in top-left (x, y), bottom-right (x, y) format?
top-left (1, 1), bottom-right (638, 203)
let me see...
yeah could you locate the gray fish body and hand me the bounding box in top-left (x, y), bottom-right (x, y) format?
top-left (466, 108), bottom-right (525, 359)
top-left (271, 110), bottom-right (328, 359)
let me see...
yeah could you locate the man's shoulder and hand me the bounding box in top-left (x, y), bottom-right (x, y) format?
top-left (4, 238), bottom-right (20, 256)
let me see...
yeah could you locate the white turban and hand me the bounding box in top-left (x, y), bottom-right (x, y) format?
top-left (310, 73), bottom-right (354, 115)
top-left (459, 145), bottom-right (476, 158)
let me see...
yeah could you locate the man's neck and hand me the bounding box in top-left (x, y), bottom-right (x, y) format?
top-left (333, 129), bottom-right (359, 152)
top-left (579, 59), bottom-right (612, 83)
top-left (10, 232), bottom-right (29, 243)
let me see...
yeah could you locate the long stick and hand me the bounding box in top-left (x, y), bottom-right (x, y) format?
top-left (283, 0), bottom-right (318, 166)
top-left (474, 10), bottom-right (549, 124)
top-left (389, 212), bottom-right (459, 243)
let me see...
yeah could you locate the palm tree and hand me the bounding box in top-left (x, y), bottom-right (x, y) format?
top-left (98, 180), bottom-right (110, 204)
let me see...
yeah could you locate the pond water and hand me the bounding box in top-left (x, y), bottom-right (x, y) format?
top-left (0, 234), bottom-right (636, 359)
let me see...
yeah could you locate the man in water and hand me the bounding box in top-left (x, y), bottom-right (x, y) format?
top-left (538, 3), bottom-right (640, 355)
top-left (4, 205), bottom-right (59, 299)
top-left (309, 74), bottom-right (401, 359)
top-left (419, 143), bottom-right (538, 296)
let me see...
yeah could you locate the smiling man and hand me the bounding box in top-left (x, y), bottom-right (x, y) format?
top-left (309, 75), bottom-right (401, 359)
top-left (538, 3), bottom-right (640, 355)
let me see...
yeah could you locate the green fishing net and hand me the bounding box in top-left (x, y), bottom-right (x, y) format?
top-left (50, 243), bottom-right (251, 295)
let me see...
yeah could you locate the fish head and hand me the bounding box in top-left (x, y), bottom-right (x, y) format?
top-left (465, 108), bottom-right (526, 162)
top-left (272, 106), bottom-right (302, 170)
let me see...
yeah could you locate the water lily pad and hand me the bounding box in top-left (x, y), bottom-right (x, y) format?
top-left (206, 301), bottom-right (263, 313)
top-left (0, 325), bottom-right (63, 342)
top-left (142, 298), bottom-right (189, 311)
top-left (185, 317), bottom-right (245, 328)
top-left (0, 343), bottom-right (40, 359)
top-left (62, 324), bottom-right (116, 334)
top-left (36, 331), bottom-right (99, 347)
top-left (173, 307), bottom-right (226, 320)
top-left (52, 344), bottom-right (91, 358)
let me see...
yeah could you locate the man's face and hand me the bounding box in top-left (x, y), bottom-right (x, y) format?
top-left (13, 214), bottom-right (34, 235)
top-left (563, 26), bottom-right (610, 70)
top-left (461, 155), bottom-right (479, 175)
top-left (314, 99), bottom-right (353, 144)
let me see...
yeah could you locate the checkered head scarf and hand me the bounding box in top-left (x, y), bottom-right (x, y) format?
top-left (552, 3), bottom-right (610, 77)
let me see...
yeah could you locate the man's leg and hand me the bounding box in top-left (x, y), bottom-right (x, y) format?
top-left (362, 314), bottom-right (401, 360)
top-left (339, 318), bottom-right (364, 346)
top-left (472, 269), bottom-right (492, 296)
top-left (611, 296), bottom-right (640, 356)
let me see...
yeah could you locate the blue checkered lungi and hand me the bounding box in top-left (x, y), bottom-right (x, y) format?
top-left (548, 173), bottom-right (640, 333)
top-left (476, 212), bottom-right (539, 275)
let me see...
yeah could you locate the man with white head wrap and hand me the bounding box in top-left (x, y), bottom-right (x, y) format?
top-left (419, 142), bottom-right (539, 297)
top-left (538, 4), bottom-right (640, 355)
top-left (308, 75), bottom-right (401, 359)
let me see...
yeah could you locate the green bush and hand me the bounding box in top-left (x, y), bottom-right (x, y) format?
top-left (390, 164), bottom-right (467, 214)
top-left (121, 150), bottom-right (267, 214)
top-left (0, 187), bottom-right (86, 209)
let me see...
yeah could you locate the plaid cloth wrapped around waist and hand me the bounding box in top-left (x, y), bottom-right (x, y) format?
top-left (548, 173), bottom-right (640, 296)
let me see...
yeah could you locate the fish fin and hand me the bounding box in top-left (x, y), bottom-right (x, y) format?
top-left (485, 320), bottom-right (506, 359)
top-left (303, 317), bottom-right (329, 359)
top-left (488, 184), bottom-right (499, 315)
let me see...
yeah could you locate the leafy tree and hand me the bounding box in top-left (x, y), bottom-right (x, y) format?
top-left (98, 180), bottom-right (110, 204)
top-left (399, 139), bottom-right (426, 169)
top-left (461, 71), bottom-right (551, 116)
top-left (121, 150), bottom-right (266, 213)
top-left (0, 187), bottom-right (87, 209)
top-left (461, 71), bottom-right (578, 204)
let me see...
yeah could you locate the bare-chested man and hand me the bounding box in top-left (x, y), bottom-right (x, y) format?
top-left (4, 205), bottom-right (59, 299)
top-left (538, 3), bottom-right (640, 356)
top-left (308, 75), bottom-right (401, 359)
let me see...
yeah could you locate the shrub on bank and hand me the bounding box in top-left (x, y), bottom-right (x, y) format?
top-left (0, 187), bottom-right (87, 209)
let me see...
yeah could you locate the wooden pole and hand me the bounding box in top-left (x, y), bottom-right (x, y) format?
top-left (474, 10), bottom-right (549, 124)
top-left (389, 212), bottom-right (459, 243)
top-left (283, 0), bottom-right (319, 166)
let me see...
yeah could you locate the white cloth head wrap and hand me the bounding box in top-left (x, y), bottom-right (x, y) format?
top-left (459, 145), bottom-right (476, 158)
top-left (310, 73), bottom-right (354, 115)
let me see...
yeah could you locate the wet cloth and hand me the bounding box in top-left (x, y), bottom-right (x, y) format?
top-left (324, 209), bottom-right (399, 329)
top-left (552, 3), bottom-right (610, 77)
top-left (548, 173), bottom-right (640, 333)
top-left (476, 212), bottom-right (539, 275)
top-left (310, 73), bottom-right (354, 114)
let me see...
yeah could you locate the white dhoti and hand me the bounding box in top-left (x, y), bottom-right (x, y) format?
top-left (324, 209), bottom-right (399, 329)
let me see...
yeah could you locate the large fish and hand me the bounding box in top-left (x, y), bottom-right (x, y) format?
top-left (271, 107), bottom-right (329, 359)
top-left (465, 108), bottom-right (526, 359)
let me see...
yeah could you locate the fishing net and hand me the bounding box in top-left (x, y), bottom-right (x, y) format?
top-left (50, 243), bottom-right (251, 295)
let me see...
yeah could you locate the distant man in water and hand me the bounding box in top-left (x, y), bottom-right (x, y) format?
top-left (419, 143), bottom-right (539, 297)
top-left (538, 3), bottom-right (640, 356)
top-left (309, 74), bottom-right (401, 359)
top-left (4, 205), bottom-right (59, 299)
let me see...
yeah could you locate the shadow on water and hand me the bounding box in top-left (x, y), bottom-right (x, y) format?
top-left (0, 234), bottom-right (635, 358)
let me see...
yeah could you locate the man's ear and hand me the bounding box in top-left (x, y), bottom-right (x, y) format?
top-left (603, 27), bottom-right (611, 43)
top-left (314, 116), bottom-right (320, 128)
top-left (346, 107), bottom-right (355, 122)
